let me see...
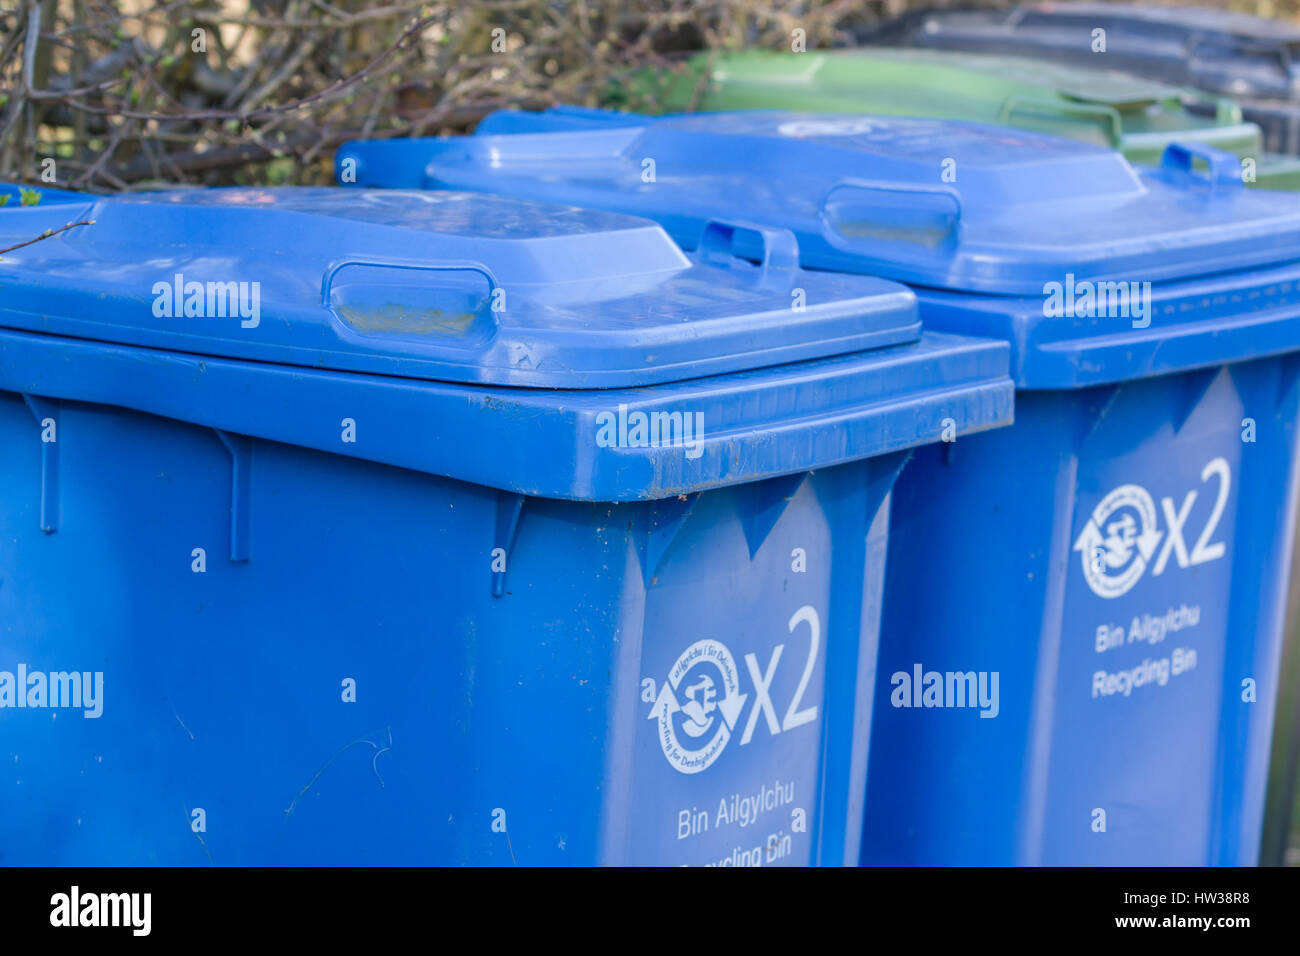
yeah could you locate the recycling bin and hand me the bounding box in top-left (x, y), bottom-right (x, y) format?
top-left (630, 47), bottom-right (1300, 189)
top-left (338, 112), bottom-right (1300, 864)
top-left (869, 1), bottom-right (1300, 862)
top-left (0, 184), bottom-right (1013, 865)
top-left (867, 2), bottom-right (1300, 155)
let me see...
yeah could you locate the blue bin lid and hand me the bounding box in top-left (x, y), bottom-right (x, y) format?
top-left (0, 186), bottom-right (921, 388)
top-left (340, 111), bottom-right (1300, 296)
top-left (477, 105), bottom-right (649, 134)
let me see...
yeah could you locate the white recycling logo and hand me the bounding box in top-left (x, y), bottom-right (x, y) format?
top-left (648, 639), bottom-right (747, 775)
top-left (1073, 483), bottom-right (1164, 599)
top-left (645, 607), bottom-right (823, 774)
top-left (1073, 458), bottom-right (1232, 600)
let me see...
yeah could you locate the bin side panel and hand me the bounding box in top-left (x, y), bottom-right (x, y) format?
top-left (465, 459), bottom-right (895, 866)
top-left (865, 358), bottom-right (1300, 866)
top-left (0, 399), bottom-right (484, 864)
top-left (865, 394), bottom-right (1075, 865)
top-left (1213, 355), bottom-right (1300, 864)
top-left (0, 391), bottom-right (894, 865)
top-left (1041, 369), bottom-right (1241, 865)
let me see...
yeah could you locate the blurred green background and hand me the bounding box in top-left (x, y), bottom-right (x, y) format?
top-left (15, 0), bottom-right (1300, 191)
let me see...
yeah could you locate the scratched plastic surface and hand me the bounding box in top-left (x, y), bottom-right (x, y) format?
top-left (346, 111), bottom-right (1300, 864)
top-left (0, 184), bottom-right (1014, 865)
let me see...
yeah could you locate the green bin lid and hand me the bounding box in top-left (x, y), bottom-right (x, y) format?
top-left (646, 48), bottom-right (1266, 172)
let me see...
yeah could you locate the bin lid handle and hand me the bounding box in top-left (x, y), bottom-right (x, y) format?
top-left (997, 94), bottom-right (1123, 147)
top-left (320, 256), bottom-right (500, 308)
top-left (1210, 96), bottom-right (1245, 125)
top-left (1160, 141), bottom-right (1244, 187)
top-left (697, 219), bottom-right (800, 273)
top-left (818, 179), bottom-right (963, 253)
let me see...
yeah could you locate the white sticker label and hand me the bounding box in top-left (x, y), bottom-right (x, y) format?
top-left (1072, 458), bottom-right (1231, 599)
top-left (649, 639), bottom-right (747, 775)
top-left (647, 606), bottom-right (823, 774)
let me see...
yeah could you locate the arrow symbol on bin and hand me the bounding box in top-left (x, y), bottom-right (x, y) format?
top-left (649, 684), bottom-right (680, 721)
top-left (1072, 482), bottom-right (1163, 599)
top-left (717, 690), bottom-right (747, 731)
top-left (648, 639), bottom-right (747, 774)
top-left (1135, 526), bottom-right (1162, 563)
top-left (1073, 522), bottom-right (1103, 555)
top-left (648, 676), bottom-right (747, 730)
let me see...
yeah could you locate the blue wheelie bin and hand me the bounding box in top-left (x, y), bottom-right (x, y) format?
top-left (337, 112), bottom-right (1300, 865)
top-left (0, 185), bottom-right (1012, 865)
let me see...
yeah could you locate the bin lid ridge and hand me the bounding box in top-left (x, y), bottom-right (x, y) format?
top-left (817, 47), bottom-right (1180, 107)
